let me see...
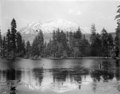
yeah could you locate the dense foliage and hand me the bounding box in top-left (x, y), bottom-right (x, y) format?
top-left (0, 13), bottom-right (119, 59)
top-left (0, 19), bottom-right (26, 59)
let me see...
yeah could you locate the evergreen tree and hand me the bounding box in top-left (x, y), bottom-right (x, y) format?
top-left (90, 24), bottom-right (101, 56)
top-left (0, 31), bottom-right (2, 56)
top-left (46, 39), bottom-right (54, 57)
top-left (107, 34), bottom-right (114, 56)
top-left (101, 28), bottom-right (109, 57)
top-left (74, 27), bottom-right (82, 39)
top-left (4, 18), bottom-right (26, 58)
top-left (16, 32), bottom-right (23, 56)
top-left (115, 4), bottom-right (120, 57)
top-left (2, 37), bottom-right (7, 57)
top-left (31, 30), bottom-right (44, 57)
top-left (25, 41), bottom-right (31, 58)
top-left (90, 24), bottom-right (96, 44)
top-left (90, 32), bottom-right (102, 56)
top-left (6, 29), bottom-right (11, 56)
top-left (115, 26), bottom-right (120, 57)
top-left (81, 35), bottom-right (90, 56)
top-left (52, 31), bottom-right (58, 57)
top-left (10, 18), bottom-right (17, 57)
top-left (67, 32), bottom-right (74, 57)
top-left (21, 40), bottom-right (26, 56)
top-left (73, 27), bottom-right (82, 57)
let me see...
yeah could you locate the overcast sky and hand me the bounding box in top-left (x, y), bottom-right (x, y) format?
top-left (0, 0), bottom-right (119, 33)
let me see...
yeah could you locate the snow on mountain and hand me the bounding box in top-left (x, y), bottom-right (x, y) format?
top-left (20, 19), bottom-right (81, 34)
top-left (20, 19), bottom-right (88, 42)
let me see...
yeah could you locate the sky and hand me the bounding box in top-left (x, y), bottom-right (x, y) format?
top-left (0, 0), bottom-right (120, 33)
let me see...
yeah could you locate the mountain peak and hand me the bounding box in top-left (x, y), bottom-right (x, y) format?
top-left (20, 19), bottom-right (79, 34)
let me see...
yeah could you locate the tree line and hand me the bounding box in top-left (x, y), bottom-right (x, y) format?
top-left (1, 3), bottom-right (120, 59)
top-left (28, 24), bottom-right (116, 59)
top-left (0, 19), bottom-right (26, 59)
top-left (0, 19), bottom-right (118, 59)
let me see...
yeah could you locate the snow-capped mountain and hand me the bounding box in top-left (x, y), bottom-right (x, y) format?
top-left (20, 19), bottom-right (88, 42)
top-left (20, 19), bottom-right (80, 34)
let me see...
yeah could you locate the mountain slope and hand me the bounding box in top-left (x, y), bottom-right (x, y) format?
top-left (20, 19), bottom-right (80, 34)
top-left (19, 19), bottom-right (116, 43)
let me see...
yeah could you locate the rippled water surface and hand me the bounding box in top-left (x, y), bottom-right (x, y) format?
top-left (0, 58), bottom-right (120, 94)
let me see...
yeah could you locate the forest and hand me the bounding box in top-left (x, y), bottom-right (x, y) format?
top-left (0, 19), bottom-right (117, 59)
top-left (0, 5), bottom-right (120, 59)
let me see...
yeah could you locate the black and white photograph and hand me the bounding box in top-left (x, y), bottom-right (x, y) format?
top-left (0, 0), bottom-right (120, 94)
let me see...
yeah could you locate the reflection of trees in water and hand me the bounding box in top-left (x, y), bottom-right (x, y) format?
top-left (69, 66), bottom-right (88, 81)
top-left (115, 60), bottom-right (120, 81)
top-left (91, 60), bottom-right (114, 82)
top-left (0, 69), bottom-right (22, 82)
top-left (52, 69), bottom-right (69, 83)
top-left (32, 68), bottom-right (43, 86)
top-left (91, 60), bottom-right (120, 92)
top-left (69, 68), bottom-right (83, 89)
top-left (0, 68), bottom-right (43, 93)
top-left (91, 70), bottom-right (114, 82)
top-left (52, 67), bottom-right (89, 89)
top-left (115, 60), bottom-right (120, 92)
top-left (7, 69), bottom-right (16, 80)
top-left (92, 79), bottom-right (97, 93)
top-left (91, 63), bottom-right (114, 93)
top-left (0, 69), bottom-right (22, 94)
top-left (15, 70), bottom-right (22, 81)
top-left (0, 70), bottom-right (7, 81)
top-left (101, 60), bottom-right (111, 70)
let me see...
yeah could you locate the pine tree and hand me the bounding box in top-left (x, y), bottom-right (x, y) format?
top-left (2, 37), bottom-right (7, 57)
top-left (6, 29), bottom-right (11, 56)
top-left (10, 18), bottom-right (17, 57)
top-left (81, 35), bottom-right (90, 56)
top-left (90, 24), bottom-right (96, 44)
top-left (25, 41), bottom-right (31, 58)
top-left (101, 28), bottom-right (109, 57)
top-left (115, 4), bottom-right (120, 57)
top-left (16, 32), bottom-right (23, 56)
top-left (31, 30), bottom-right (44, 57)
top-left (90, 32), bottom-right (102, 56)
top-left (115, 26), bottom-right (120, 57)
top-left (0, 31), bottom-right (2, 56)
top-left (67, 32), bottom-right (74, 57)
top-left (73, 27), bottom-right (82, 57)
top-left (107, 34), bottom-right (114, 56)
top-left (21, 40), bottom-right (26, 57)
top-left (90, 24), bottom-right (98, 56)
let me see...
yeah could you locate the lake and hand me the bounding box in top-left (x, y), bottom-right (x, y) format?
top-left (0, 58), bottom-right (120, 94)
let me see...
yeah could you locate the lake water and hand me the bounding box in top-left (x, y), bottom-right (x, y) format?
top-left (0, 58), bottom-right (120, 94)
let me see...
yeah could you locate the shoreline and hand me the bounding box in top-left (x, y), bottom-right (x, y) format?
top-left (46, 57), bottom-right (114, 60)
top-left (0, 56), bottom-right (119, 60)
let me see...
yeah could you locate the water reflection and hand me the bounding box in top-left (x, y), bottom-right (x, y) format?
top-left (0, 59), bottom-right (120, 94)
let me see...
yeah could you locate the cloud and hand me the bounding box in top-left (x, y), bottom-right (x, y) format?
top-left (68, 9), bottom-right (74, 14)
top-left (76, 11), bottom-right (81, 15)
top-left (68, 9), bottom-right (82, 16)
